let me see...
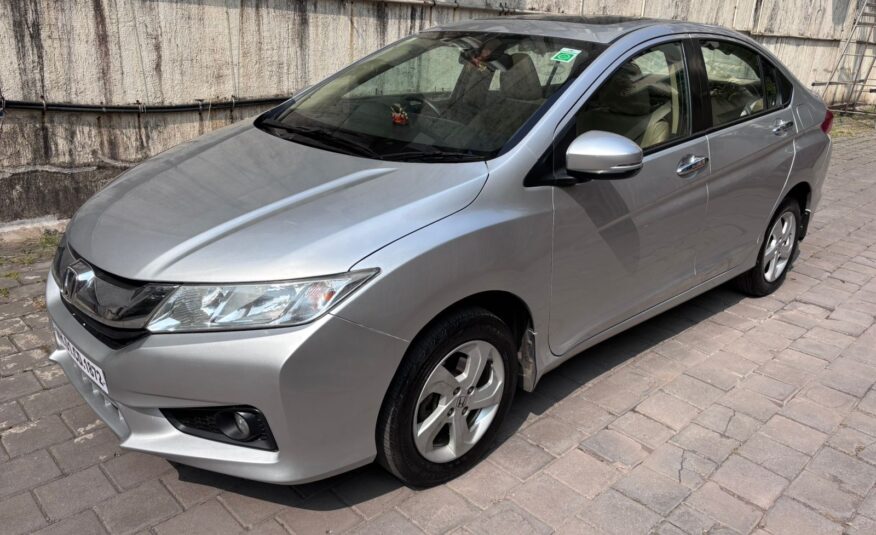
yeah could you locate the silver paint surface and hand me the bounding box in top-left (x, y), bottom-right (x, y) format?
top-left (49, 18), bottom-right (832, 484)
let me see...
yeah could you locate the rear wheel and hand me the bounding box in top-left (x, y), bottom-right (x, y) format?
top-left (734, 197), bottom-right (801, 296)
top-left (376, 307), bottom-right (517, 487)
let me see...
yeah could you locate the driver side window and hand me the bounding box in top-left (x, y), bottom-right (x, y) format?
top-left (574, 42), bottom-right (690, 151)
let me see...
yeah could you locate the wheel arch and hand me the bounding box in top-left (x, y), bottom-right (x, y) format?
top-left (405, 290), bottom-right (538, 392)
top-left (784, 180), bottom-right (812, 239)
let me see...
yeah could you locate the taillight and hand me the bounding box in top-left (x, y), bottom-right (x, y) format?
top-left (821, 109), bottom-right (834, 135)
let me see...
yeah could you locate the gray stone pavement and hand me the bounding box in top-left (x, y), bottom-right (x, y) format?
top-left (3, 134), bottom-right (876, 535)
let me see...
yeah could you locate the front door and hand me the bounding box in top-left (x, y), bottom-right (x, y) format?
top-left (549, 40), bottom-right (710, 356)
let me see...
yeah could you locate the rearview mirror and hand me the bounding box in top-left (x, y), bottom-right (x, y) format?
top-left (564, 131), bottom-right (643, 182)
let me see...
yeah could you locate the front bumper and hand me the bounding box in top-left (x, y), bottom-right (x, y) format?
top-left (47, 276), bottom-right (408, 484)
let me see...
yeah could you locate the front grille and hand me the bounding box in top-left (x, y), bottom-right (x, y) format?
top-left (161, 406), bottom-right (278, 451)
top-left (60, 299), bottom-right (148, 349)
top-left (52, 241), bottom-right (175, 349)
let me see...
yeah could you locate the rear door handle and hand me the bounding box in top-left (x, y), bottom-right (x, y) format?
top-left (772, 119), bottom-right (794, 135)
top-left (677, 155), bottom-right (708, 177)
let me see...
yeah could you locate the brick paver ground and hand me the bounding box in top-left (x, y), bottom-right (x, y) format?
top-left (3, 133), bottom-right (876, 534)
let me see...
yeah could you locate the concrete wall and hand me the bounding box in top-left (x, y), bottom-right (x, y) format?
top-left (0, 0), bottom-right (867, 222)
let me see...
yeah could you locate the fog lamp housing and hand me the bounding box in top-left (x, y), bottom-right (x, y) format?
top-left (161, 406), bottom-right (277, 451)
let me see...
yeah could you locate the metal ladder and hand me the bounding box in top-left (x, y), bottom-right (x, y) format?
top-left (814, 0), bottom-right (876, 114)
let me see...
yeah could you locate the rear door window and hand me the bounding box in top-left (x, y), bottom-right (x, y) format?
top-left (700, 40), bottom-right (764, 126)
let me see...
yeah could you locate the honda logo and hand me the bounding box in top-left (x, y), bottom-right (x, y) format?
top-left (61, 260), bottom-right (95, 299)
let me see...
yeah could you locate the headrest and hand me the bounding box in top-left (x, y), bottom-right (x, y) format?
top-left (500, 53), bottom-right (543, 101)
top-left (598, 63), bottom-right (651, 116)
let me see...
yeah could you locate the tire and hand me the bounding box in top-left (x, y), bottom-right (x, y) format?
top-left (376, 307), bottom-right (518, 487)
top-left (734, 197), bottom-right (802, 297)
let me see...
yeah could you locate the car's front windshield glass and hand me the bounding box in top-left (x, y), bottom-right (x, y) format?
top-left (257, 31), bottom-right (606, 162)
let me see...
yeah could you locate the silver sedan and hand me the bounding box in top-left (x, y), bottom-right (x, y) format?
top-left (48, 15), bottom-right (832, 487)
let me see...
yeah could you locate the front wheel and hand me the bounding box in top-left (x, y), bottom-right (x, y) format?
top-left (376, 307), bottom-right (518, 487)
top-left (734, 197), bottom-right (802, 296)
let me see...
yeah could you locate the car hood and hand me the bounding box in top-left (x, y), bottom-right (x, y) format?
top-left (67, 121), bottom-right (489, 283)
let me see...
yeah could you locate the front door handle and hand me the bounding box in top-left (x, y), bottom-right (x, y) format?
top-left (772, 119), bottom-right (794, 136)
top-left (677, 155), bottom-right (708, 177)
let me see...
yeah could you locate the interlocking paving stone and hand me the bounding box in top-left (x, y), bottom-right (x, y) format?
top-left (0, 372), bottom-right (42, 403)
top-left (465, 501), bottom-right (552, 535)
top-left (100, 452), bottom-right (173, 490)
top-left (396, 486), bottom-right (477, 534)
top-left (447, 459), bottom-right (520, 509)
top-left (0, 449), bottom-right (61, 498)
top-left (684, 482), bottom-right (761, 534)
top-left (710, 454), bottom-right (788, 509)
top-left (609, 411), bottom-right (674, 450)
top-left (662, 375), bottom-right (725, 410)
top-left (19, 384), bottom-right (82, 420)
top-left (34, 466), bottom-right (117, 521)
top-left (489, 435), bottom-right (554, 479)
top-left (738, 433), bottom-right (810, 480)
top-left (0, 492), bottom-right (47, 535)
top-left (544, 448), bottom-right (619, 498)
top-left (1, 414), bottom-right (72, 457)
top-left (93, 480), bottom-right (181, 534)
top-left (760, 414), bottom-right (829, 454)
top-left (345, 509), bottom-right (425, 535)
top-left (612, 466), bottom-right (690, 514)
top-left (694, 404), bottom-right (760, 442)
top-left (581, 429), bottom-right (650, 468)
top-left (763, 497), bottom-right (842, 535)
top-left (781, 397), bottom-right (846, 433)
top-left (216, 481), bottom-right (295, 528)
top-left (510, 473), bottom-right (588, 528)
top-left (48, 428), bottom-right (121, 474)
top-left (152, 499), bottom-right (241, 535)
top-left (787, 471), bottom-right (859, 522)
top-left (4, 133), bottom-right (876, 533)
top-left (0, 399), bottom-right (26, 430)
top-left (579, 489), bottom-right (661, 535)
top-left (670, 424), bottom-right (739, 463)
top-left (643, 443), bottom-right (716, 490)
top-left (519, 415), bottom-right (583, 455)
top-left (635, 391), bottom-right (700, 431)
top-left (275, 491), bottom-right (363, 534)
top-left (31, 510), bottom-right (107, 535)
top-left (807, 447), bottom-right (876, 496)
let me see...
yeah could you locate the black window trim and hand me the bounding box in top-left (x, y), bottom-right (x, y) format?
top-left (525, 35), bottom-right (704, 187)
top-left (524, 33), bottom-right (797, 188)
top-left (690, 36), bottom-right (795, 136)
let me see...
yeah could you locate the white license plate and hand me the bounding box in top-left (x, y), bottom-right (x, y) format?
top-left (54, 326), bottom-right (109, 395)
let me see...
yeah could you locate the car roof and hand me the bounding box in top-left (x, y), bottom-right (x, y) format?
top-left (427, 15), bottom-right (729, 44)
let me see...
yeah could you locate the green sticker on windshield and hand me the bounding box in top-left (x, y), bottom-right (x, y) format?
top-left (551, 48), bottom-right (581, 63)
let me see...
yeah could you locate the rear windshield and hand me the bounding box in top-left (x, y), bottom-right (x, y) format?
top-left (257, 32), bottom-right (606, 162)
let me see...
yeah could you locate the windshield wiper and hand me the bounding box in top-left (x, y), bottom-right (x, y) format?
top-left (380, 149), bottom-right (484, 163)
top-left (258, 119), bottom-right (381, 159)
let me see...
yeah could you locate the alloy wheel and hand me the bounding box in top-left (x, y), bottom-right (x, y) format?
top-left (413, 340), bottom-right (505, 463)
top-left (763, 211), bottom-right (797, 283)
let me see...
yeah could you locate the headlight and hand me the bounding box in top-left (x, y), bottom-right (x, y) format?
top-left (146, 270), bottom-right (377, 333)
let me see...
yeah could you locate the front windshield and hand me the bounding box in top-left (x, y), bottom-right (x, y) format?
top-left (257, 31), bottom-right (606, 162)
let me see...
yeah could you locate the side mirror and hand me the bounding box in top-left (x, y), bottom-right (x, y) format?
top-left (564, 131), bottom-right (643, 182)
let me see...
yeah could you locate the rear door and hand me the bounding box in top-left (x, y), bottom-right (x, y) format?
top-left (548, 39), bottom-right (710, 356)
top-left (693, 38), bottom-right (797, 280)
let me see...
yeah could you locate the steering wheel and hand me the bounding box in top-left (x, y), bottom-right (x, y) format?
top-left (403, 93), bottom-right (442, 117)
top-left (740, 97), bottom-right (761, 117)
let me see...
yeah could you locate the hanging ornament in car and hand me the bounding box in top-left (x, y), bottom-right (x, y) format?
top-left (390, 103), bottom-right (409, 126)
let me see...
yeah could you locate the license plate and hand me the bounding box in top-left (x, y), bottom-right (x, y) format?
top-left (54, 326), bottom-right (109, 394)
